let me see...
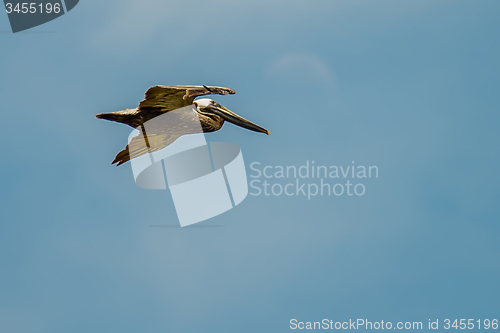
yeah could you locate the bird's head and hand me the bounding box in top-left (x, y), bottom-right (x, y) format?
top-left (193, 98), bottom-right (269, 135)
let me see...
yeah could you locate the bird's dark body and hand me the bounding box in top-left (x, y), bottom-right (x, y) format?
top-left (97, 107), bottom-right (224, 132)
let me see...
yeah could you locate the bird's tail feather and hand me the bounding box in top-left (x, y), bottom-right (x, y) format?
top-left (95, 109), bottom-right (138, 127)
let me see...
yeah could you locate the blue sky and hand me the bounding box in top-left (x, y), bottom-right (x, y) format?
top-left (0, 0), bottom-right (499, 332)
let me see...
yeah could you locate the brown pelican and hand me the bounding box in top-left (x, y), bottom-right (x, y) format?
top-left (96, 85), bottom-right (269, 166)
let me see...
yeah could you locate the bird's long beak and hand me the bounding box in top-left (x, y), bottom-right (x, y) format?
top-left (210, 105), bottom-right (269, 135)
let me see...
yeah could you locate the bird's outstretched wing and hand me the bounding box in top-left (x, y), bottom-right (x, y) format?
top-left (138, 85), bottom-right (235, 112)
top-left (95, 85), bottom-right (235, 128)
top-left (111, 105), bottom-right (204, 166)
top-left (111, 131), bottom-right (180, 166)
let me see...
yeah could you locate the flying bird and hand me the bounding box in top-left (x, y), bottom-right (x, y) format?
top-left (96, 85), bottom-right (269, 166)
